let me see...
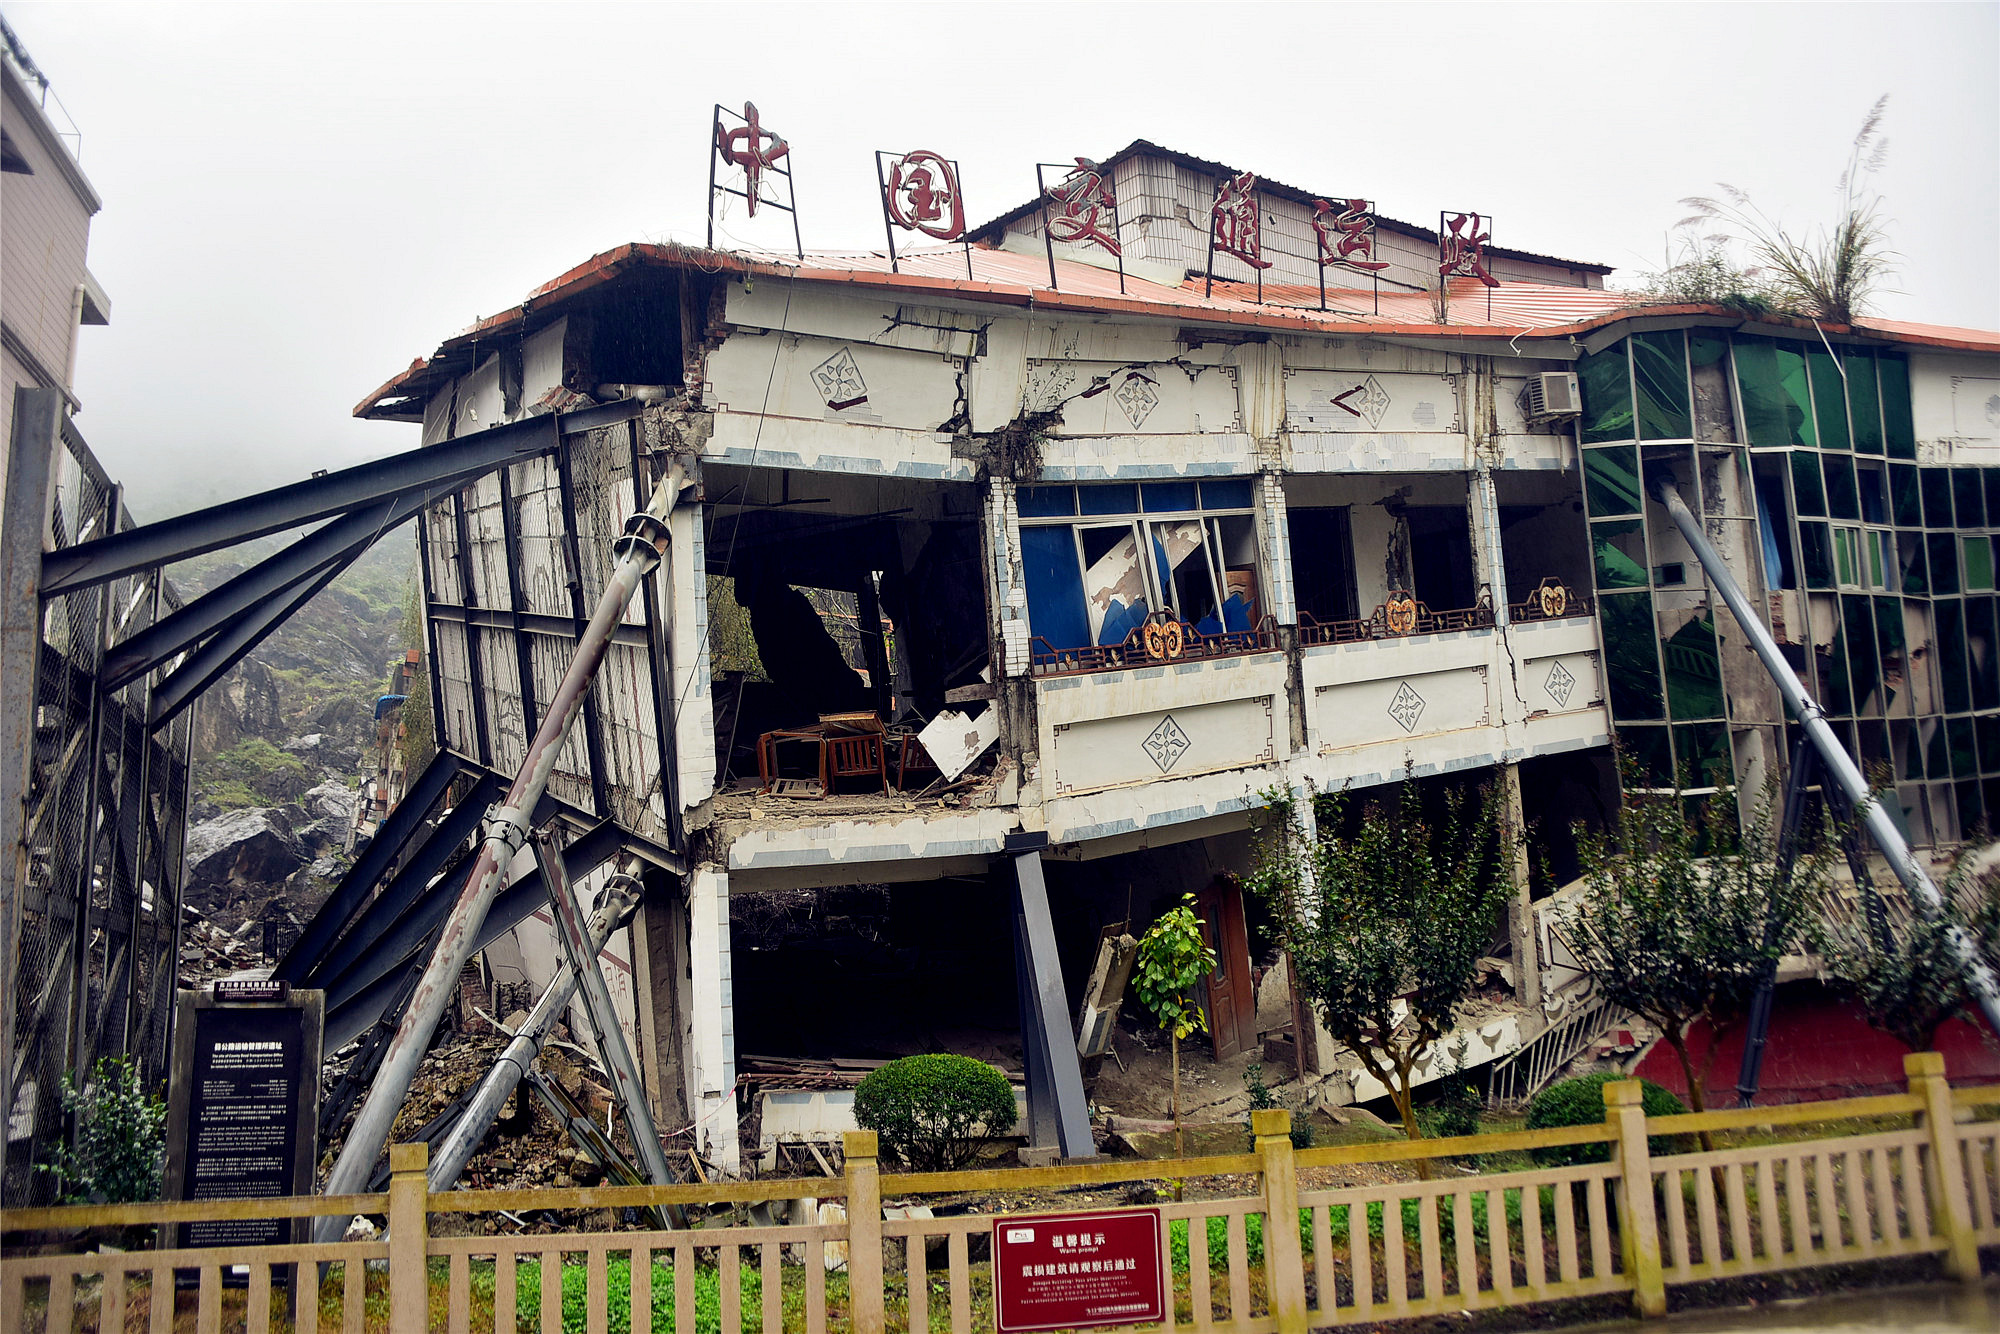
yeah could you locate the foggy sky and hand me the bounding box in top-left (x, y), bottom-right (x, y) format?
top-left (10, 1), bottom-right (1998, 519)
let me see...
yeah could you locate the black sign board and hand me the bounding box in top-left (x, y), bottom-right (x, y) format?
top-left (163, 985), bottom-right (323, 1254)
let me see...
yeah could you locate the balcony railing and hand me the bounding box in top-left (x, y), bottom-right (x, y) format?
top-left (1508, 577), bottom-right (1594, 624)
top-left (1298, 590), bottom-right (1496, 647)
top-left (1030, 615), bottom-right (1281, 677)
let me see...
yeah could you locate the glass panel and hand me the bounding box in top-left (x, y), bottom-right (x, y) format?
top-left (1078, 484), bottom-right (1139, 516)
top-left (1689, 333), bottom-right (1729, 369)
top-left (1078, 523), bottom-right (1149, 644)
top-left (1968, 598), bottom-right (1998, 711)
top-left (1833, 528), bottom-right (1856, 587)
top-left (1816, 599), bottom-right (1852, 715)
top-left (1926, 723), bottom-right (1952, 780)
top-left (1988, 469), bottom-right (2000, 523)
top-left (1899, 532), bottom-right (1927, 594)
top-left (1150, 519), bottom-right (1220, 629)
top-left (1619, 724), bottom-right (1674, 788)
top-left (1799, 522), bottom-right (1834, 589)
top-left (1843, 595), bottom-right (1880, 714)
top-left (1736, 337), bottom-right (1810, 447)
top-left (1895, 721), bottom-right (1923, 780)
top-left (1977, 714), bottom-right (2000, 775)
top-left (1845, 349), bottom-right (1883, 454)
top-left (1824, 454), bottom-right (1860, 520)
top-left (1856, 464), bottom-right (1886, 524)
top-left (1878, 355), bottom-right (1915, 458)
top-left (1661, 607), bottom-right (1724, 719)
top-left (1142, 481), bottom-right (1199, 513)
top-left (1018, 485), bottom-right (1075, 518)
top-left (1791, 450), bottom-right (1826, 516)
top-left (1583, 445), bottom-right (1643, 516)
top-left (1633, 330), bottom-right (1692, 439)
top-left (1928, 533), bottom-right (1960, 593)
top-left (1874, 595), bottom-right (1906, 714)
top-left (1922, 469), bottom-right (1953, 527)
top-left (1869, 532), bottom-right (1886, 590)
top-left (1954, 470), bottom-right (1986, 528)
top-left (1965, 536), bottom-right (1995, 592)
top-left (1591, 519), bottom-right (1648, 590)
top-left (1020, 525), bottom-right (1090, 650)
top-left (1673, 722), bottom-right (1732, 789)
top-left (1949, 717), bottom-right (1978, 780)
top-left (1208, 516), bottom-right (1261, 631)
top-left (1578, 342), bottom-right (1635, 443)
top-left (1198, 478), bottom-right (1253, 510)
top-left (1936, 598), bottom-right (1971, 714)
top-left (1808, 347), bottom-right (1851, 451)
top-left (1891, 463), bottom-right (1921, 527)
top-left (1599, 591), bottom-right (1665, 721)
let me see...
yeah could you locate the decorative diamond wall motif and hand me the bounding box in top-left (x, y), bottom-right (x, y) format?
top-left (1387, 681), bottom-right (1426, 733)
top-left (1142, 715), bottom-right (1192, 773)
top-left (810, 347), bottom-right (868, 409)
top-left (1355, 374), bottom-right (1391, 427)
top-left (1545, 660), bottom-right (1576, 709)
top-left (1114, 373), bottom-right (1160, 428)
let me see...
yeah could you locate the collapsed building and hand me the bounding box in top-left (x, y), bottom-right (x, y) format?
top-left (166, 138), bottom-right (2000, 1181)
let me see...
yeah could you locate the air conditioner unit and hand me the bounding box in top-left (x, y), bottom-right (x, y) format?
top-left (1525, 371), bottom-right (1582, 421)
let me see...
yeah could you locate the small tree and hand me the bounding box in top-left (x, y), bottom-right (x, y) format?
top-left (852, 1053), bottom-right (1018, 1172)
top-left (1560, 780), bottom-right (1825, 1140)
top-left (40, 1056), bottom-right (167, 1204)
top-left (1247, 778), bottom-right (1511, 1153)
top-left (1133, 893), bottom-right (1218, 1156)
top-left (1822, 855), bottom-right (2000, 1053)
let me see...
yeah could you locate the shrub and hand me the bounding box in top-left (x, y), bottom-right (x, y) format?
top-left (852, 1054), bottom-right (1017, 1172)
top-left (1526, 1073), bottom-right (1688, 1168)
top-left (39, 1056), bottom-right (167, 1203)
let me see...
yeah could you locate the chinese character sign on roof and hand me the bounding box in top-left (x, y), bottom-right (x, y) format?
top-left (1313, 198), bottom-right (1389, 272)
top-left (1043, 158), bottom-right (1122, 257)
top-left (715, 101), bottom-right (790, 218)
top-left (884, 150), bottom-right (965, 242)
top-left (1211, 172), bottom-right (1272, 270)
top-left (1439, 211), bottom-right (1500, 288)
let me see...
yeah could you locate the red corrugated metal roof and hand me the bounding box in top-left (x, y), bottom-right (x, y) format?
top-left (354, 241), bottom-right (2000, 418)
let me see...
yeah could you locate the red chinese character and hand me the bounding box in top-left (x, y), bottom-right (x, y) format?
top-left (1044, 158), bottom-right (1122, 257)
top-left (1211, 172), bottom-right (1272, 270)
top-left (1312, 198), bottom-right (1389, 271)
top-left (1438, 212), bottom-right (1500, 287)
top-left (715, 102), bottom-right (789, 217)
top-left (885, 150), bottom-right (965, 242)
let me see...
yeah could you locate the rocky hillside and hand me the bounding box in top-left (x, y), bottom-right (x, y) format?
top-left (170, 530), bottom-right (420, 935)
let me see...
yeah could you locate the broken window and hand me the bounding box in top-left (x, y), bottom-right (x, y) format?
top-left (1019, 481), bottom-right (1261, 657)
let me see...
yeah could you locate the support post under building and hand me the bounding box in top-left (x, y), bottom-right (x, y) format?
top-left (1006, 840), bottom-right (1093, 1161)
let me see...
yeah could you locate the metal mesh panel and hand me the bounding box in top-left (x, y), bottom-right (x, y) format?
top-left (7, 420), bottom-right (193, 1205)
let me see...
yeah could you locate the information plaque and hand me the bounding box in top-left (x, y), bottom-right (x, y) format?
top-left (163, 983), bottom-right (323, 1254)
top-left (992, 1206), bottom-right (1165, 1333)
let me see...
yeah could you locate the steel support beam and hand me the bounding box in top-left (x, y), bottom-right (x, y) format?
top-left (147, 549), bottom-right (357, 729)
top-left (40, 399), bottom-right (644, 597)
top-left (315, 464), bottom-right (686, 1236)
top-left (1007, 845), bottom-right (1093, 1159)
top-left (1651, 473), bottom-right (2000, 1038)
top-left (426, 873), bottom-right (643, 1191)
top-left (535, 835), bottom-right (678, 1189)
top-left (274, 752), bottom-right (464, 985)
top-left (100, 496), bottom-right (422, 691)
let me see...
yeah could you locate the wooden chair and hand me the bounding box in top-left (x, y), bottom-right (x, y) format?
top-left (820, 712), bottom-right (888, 796)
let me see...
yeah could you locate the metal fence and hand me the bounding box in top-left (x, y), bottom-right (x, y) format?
top-left (2, 401), bottom-right (194, 1206)
top-left (5, 1055), bottom-right (1996, 1332)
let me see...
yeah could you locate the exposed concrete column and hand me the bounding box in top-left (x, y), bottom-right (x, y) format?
top-left (1497, 763), bottom-right (1543, 1012)
top-left (1005, 843), bottom-right (1093, 1161)
top-left (1282, 787), bottom-right (1340, 1074)
top-left (984, 479), bottom-right (1030, 678)
top-left (632, 876), bottom-right (691, 1132)
top-left (1467, 462), bottom-right (1509, 631)
top-left (1255, 471), bottom-right (1297, 626)
top-left (684, 864), bottom-right (739, 1175)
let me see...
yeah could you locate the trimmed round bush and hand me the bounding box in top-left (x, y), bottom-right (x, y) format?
top-left (853, 1054), bottom-right (1019, 1172)
top-left (1525, 1073), bottom-right (1688, 1167)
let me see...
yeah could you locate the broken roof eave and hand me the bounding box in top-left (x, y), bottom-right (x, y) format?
top-left (355, 243), bottom-right (2000, 420)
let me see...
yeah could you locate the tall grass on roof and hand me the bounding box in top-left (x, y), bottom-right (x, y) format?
top-left (1680, 94), bottom-right (1898, 326)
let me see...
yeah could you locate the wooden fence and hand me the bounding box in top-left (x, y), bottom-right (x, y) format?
top-left (5, 1052), bottom-right (1997, 1333)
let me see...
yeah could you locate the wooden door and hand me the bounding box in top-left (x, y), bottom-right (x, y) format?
top-left (1196, 878), bottom-right (1256, 1060)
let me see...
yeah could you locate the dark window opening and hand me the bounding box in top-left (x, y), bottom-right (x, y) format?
top-left (1753, 458), bottom-right (1796, 590)
top-left (1288, 506), bottom-right (1359, 625)
top-left (1404, 506), bottom-right (1476, 611)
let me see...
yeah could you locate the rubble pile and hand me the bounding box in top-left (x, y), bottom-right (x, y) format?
top-left (177, 904), bottom-right (275, 987)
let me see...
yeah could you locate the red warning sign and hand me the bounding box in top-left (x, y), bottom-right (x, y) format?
top-left (991, 1206), bottom-right (1166, 1333)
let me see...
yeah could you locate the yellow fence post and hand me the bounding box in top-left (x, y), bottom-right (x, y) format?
top-left (1605, 1080), bottom-right (1665, 1317)
top-left (1253, 1108), bottom-right (1309, 1333)
top-left (387, 1141), bottom-right (431, 1332)
top-left (844, 1130), bottom-right (885, 1334)
top-left (1906, 1051), bottom-right (1979, 1282)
